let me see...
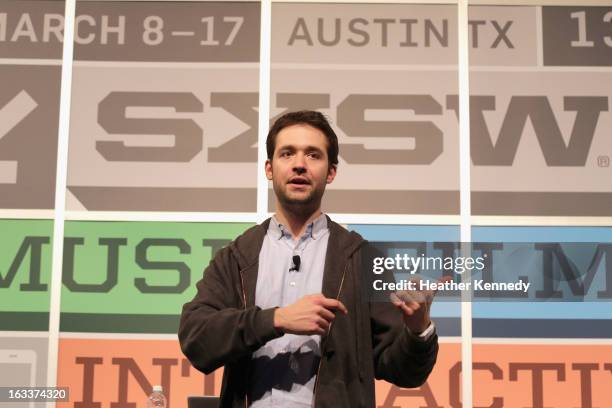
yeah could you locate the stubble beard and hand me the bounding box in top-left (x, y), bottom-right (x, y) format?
top-left (273, 181), bottom-right (326, 218)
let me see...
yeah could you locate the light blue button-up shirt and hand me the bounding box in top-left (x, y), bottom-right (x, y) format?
top-left (249, 214), bottom-right (330, 407)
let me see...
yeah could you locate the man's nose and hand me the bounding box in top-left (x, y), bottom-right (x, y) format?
top-left (293, 153), bottom-right (306, 170)
top-left (292, 153), bottom-right (307, 172)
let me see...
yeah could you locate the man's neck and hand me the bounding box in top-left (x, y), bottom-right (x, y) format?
top-left (274, 205), bottom-right (323, 240)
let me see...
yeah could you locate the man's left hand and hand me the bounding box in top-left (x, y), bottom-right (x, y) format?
top-left (390, 276), bottom-right (452, 335)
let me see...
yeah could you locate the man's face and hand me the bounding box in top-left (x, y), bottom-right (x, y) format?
top-left (265, 124), bottom-right (336, 210)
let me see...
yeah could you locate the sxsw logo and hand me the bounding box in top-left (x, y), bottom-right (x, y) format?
top-left (78, 90), bottom-right (611, 216)
top-left (91, 92), bottom-right (608, 167)
top-left (2, 71), bottom-right (611, 214)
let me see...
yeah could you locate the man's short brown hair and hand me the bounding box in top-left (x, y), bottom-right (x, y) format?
top-left (266, 110), bottom-right (339, 167)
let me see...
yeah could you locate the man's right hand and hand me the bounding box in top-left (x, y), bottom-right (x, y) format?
top-left (273, 294), bottom-right (348, 336)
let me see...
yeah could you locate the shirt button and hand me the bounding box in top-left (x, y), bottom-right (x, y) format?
top-left (289, 281), bottom-right (296, 286)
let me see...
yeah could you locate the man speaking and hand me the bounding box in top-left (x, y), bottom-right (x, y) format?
top-left (179, 111), bottom-right (440, 407)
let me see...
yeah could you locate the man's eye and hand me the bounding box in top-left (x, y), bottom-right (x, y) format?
top-left (280, 151), bottom-right (291, 158)
top-left (307, 152), bottom-right (321, 159)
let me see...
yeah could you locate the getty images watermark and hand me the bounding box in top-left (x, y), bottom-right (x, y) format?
top-left (361, 242), bottom-right (612, 302)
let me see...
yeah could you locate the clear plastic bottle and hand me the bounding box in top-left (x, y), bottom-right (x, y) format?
top-left (146, 385), bottom-right (167, 408)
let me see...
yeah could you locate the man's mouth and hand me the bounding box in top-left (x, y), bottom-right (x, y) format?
top-left (288, 177), bottom-right (310, 186)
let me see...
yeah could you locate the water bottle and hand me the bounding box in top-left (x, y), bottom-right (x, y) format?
top-left (146, 385), bottom-right (167, 408)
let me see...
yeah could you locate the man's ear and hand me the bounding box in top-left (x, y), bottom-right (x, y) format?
top-left (265, 159), bottom-right (273, 180)
top-left (326, 164), bottom-right (337, 184)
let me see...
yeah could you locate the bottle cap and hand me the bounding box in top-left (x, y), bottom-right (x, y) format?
top-left (153, 385), bottom-right (163, 392)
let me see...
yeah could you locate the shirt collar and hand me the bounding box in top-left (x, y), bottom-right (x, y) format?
top-left (269, 213), bottom-right (328, 240)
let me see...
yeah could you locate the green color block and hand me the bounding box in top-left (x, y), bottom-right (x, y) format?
top-left (0, 219), bottom-right (53, 316)
top-left (60, 221), bottom-right (252, 317)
